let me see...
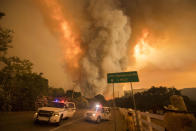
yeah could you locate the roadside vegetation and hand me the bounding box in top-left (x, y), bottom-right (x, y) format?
top-left (0, 13), bottom-right (66, 111)
top-left (114, 86), bottom-right (196, 113)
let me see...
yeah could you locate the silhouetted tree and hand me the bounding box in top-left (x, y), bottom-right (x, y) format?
top-left (0, 12), bottom-right (13, 56)
top-left (115, 86), bottom-right (193, 112)
top-left (0, 56), bottom-right (50, 111)
top-left (48, 87), bottom-right (65, 97)
top-left (0, 14), bottom-right (50, 111)
top-left (0, 12), bottom-right (5, 19)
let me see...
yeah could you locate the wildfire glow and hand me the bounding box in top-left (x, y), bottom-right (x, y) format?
top-left (41, 0), bottom-right (82, 69)
top-left (134, 29), bottom-right (155, 69)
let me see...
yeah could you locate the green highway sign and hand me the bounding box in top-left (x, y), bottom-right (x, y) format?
top-left (107, 71), bottom-right (139, 83)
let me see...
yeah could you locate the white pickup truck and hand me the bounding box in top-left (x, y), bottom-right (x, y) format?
top-left (33, 101), bottom-right (76, 125)
top-left (85, 105), bottom-right (111, 123)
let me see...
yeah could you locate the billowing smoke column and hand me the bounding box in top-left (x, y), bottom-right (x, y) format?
top-left (35, 0), bottom-right (196, 96)
top-left (80, 0), bottom-right (131, 97)
top-left (36, 0), bottom-right (131, 97)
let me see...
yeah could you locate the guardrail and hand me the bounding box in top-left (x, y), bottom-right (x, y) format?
top-left (138, 111), bottom-right (164, 131)
top-left (119, 108), bottom-right (165, 131)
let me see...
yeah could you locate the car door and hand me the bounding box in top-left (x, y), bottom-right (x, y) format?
top-left (63, 104), bottom-right (69, 118)
top-left (101, 108), bottom-right (106, 119)
top-left (103, 108), bottom-right (111, 120)
top-left (67, 103), bottom-right (76, 117)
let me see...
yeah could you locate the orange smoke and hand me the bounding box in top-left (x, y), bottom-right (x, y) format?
top-left (134, 29), bottom-right (155, 69)
top-left (40, 0), bottom-right (82, 70)
top-left (134, 29), bottom-right (149, 58)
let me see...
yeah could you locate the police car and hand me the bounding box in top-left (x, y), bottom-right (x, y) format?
top-left (85, 105), bottom-right (111, 123)
top-left (33, 100), bottom-right (76, 125)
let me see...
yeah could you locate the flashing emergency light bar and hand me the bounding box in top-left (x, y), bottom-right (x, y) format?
top-left (96, 104), bottom-right (100, 108)
top-left (53, 99), bottom-right (65, 103)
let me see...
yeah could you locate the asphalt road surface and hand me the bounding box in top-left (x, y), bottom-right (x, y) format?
top-left (0, 109), bottom-right (127, 131)
top-left (52, 109), bottom-right (127, 131)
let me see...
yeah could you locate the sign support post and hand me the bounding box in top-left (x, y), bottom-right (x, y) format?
top-left (113, 82), bottom-right (115, 107)
top-left (113, 82), bottom-right (117, 131)
top-left (130, 82), bottom-right (140, 131)
top-left (107, 71), bottom-right (140, 131)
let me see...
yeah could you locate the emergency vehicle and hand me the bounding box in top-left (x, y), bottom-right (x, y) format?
top-left (33, 99), bottom-right (76, 125)
top-left (85, 104), bottom-right (111, 123)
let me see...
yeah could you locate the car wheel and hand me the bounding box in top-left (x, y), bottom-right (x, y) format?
top-left (34, 119), bottom-right (39, 124)
top-left (56, 115), bottom-right (63, 126)
top-left (96, 116), bottom-right (101, 123)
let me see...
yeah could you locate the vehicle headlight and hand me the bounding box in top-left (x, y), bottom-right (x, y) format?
top-left (34, 112), bottom-right (38, 118)
top-left (53, 112), bottom-right (59, 116)
top-left (92, 113), bottom-right (96, 117)
top-left (34, 112), bottom-right (38, 115)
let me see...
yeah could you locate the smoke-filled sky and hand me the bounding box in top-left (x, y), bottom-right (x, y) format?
top-left (1, 0), bottom-right (196, 98)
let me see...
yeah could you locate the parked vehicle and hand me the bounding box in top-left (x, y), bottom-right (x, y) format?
top-left (85, 105), bottom-right (111, 123)
top-left (33, 100), bottom-right (76, 125)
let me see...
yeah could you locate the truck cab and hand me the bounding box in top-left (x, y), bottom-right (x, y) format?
top-left (33, 100), bottom-right (76, 125)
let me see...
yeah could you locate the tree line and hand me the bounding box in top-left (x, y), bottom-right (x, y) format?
top-left (0, 13), bottom-right (91, 111)
top-left (0, 13), bottom-right (67, 111)
top-left (114, 86), bottom-right (196, 112)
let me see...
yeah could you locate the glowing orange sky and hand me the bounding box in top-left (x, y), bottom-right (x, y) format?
top-left (40, 0), bottom-right (82, 71)
top-left (1, 0), bottom-right (196, 95)
top-left (126, 28), bottom-right (196, 90)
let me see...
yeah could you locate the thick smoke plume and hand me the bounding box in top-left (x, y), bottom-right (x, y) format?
top-left (37, 0), bottom-right (131, 97)
top-left (79, 0), bottom-right (131, 97)
top-left (36, 0), bottom-right (196, 96)
top-left (122, 0), bottom-right (196, 70)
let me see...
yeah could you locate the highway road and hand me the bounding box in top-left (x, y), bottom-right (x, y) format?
top-left (0, 109), bottom-right (128, 131)
top-left (51, 109), bottom-right (127, 131)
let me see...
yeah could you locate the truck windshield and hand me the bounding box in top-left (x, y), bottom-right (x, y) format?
top-left (48, 102), bottom-right (65, 108)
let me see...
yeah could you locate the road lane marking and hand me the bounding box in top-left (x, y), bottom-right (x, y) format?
top-left (49, 118), bottom-right (83, 131)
